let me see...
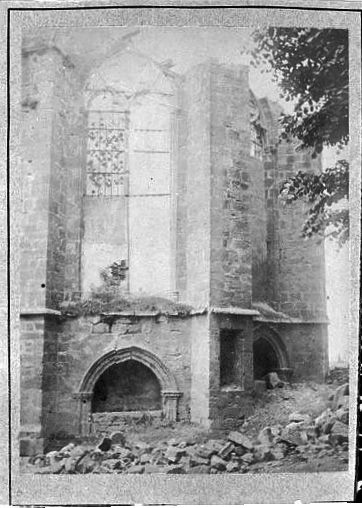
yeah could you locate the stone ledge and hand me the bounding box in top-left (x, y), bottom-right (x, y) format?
top-left (20, 308), bottom-right (62, 316)
top-left (253, 316), bottom-right (329, 324)
top-left (210, 307), bottom-right (260, 316)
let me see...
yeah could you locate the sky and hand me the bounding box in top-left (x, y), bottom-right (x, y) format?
top-left (78, 25), bottom-right (350, 364)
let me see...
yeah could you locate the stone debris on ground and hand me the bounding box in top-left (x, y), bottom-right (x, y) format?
top-left (26, 382), bottom-right (349, 474)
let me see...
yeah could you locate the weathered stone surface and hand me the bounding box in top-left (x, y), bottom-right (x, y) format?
top-left (165, 447), bottom-right (185, 463)
top-left (218, 442), bottom-right (235, 460)
top-left (257, 427), bottom-right (274, 445)
top-left (165, 465), bottom-right (186, 474)
top-left (139, 453), bottom-right (153, 464)
top-left (110, 431), bottom-right (126, 446)
top-left (331, 383), bottom-right (349, 410)
top-left (336, 407), bottom-right (349, 425)
top-left (226, 460), bottom-right (239, 473)
top-left (264, 372), bottom-right (284, 389)
top-left (144, 464), bottom-right (163, 473)
top-left (210, 455), bottom-right (227, 471)
top-left (281, 423), bottom-right (308, 446)
top-left (189, 453), bottom-right (209, 466)
top-left (188, 465), bottom-right (210, 474)
top-left (254, 379), bottom-right (267, 394)
top-left (270, 446), bottom-right (286, 460)
top-left (288, 413), bottom-right (312, 424)
top-left (195, 444), bottom-right (215, 459)
top-left (329, 421), bottom-right (348, 446)
top-left (253, 445), bottom-right (273, 462)
top-left (127, 465), bottom-right (145, 474)
top-left (228, 431), bottom-right (253, 449)
top-left (240, 452), bottom-right (254, 464)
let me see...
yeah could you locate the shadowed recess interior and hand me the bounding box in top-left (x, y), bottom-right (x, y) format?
top-left (92, 360), bottom-right (162, 412)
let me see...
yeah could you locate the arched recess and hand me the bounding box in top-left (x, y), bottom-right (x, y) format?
top-left (253, 324), bottom-right (289, 379)
top-left (73, 347), bottom-right (181, 434)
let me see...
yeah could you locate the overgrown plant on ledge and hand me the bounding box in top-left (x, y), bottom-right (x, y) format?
top-left (59, 262), bottom-right (193, 318)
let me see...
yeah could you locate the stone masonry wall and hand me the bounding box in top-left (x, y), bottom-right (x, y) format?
top-left (46, 52), bottom-right (85, 307)
top-left (259, 99), bottom-right (327, 320)
top-left (21, 41), bottom-right (85, 310)
top-left (182, 64), bottom-right (211, 307)
top-left (40, 314), bottom-right (194, 438)
top-left (209, 64), bottom-right (253, 308)
top-left (20, 49), bottom-right (55, 309)
top-left (274, 323), bottom-right (329, 382)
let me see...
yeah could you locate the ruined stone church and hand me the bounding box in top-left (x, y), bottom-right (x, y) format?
top-left (19, 29), bottom-right (328, 454)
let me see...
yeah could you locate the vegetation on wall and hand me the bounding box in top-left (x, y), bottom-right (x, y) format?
top-left (249, 27), bottom-right (349, 245)
top-left (60, 261), bottom-right (193, 318)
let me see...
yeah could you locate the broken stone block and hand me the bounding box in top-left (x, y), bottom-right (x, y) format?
top-left (207, 439), bottom-right (224, 453)
top-left (110, 431), bottom-right (126, 446)
top-left (60, 443), bottom-right (76, 454)
top-left (165, 447), bottom-right (185, 463)
top-left (241, 453), bottom-right (254, 464)
top-left (195, 444), bottom-right (215, 459)
top-left (188, 465), bottom-right (210, 474)
top-left (179, 455), bottom-right (191, 470)
top-left (133, 441), bottom-right (152, 453)
top-left (227, 431), bottom-right (253, 450)
top-left (64, 449), bottom-right (88, 473)
top-left (139, 453), bottom-right (153, 464)
top-left (189, 453), bottom-right (209, 467)
top-left (226, 460), bottom-right (240, 473)
top-left (102, 458), bottom-right (123, 471)
top-left (144, 464), bottom-right (163, 473)
top-left (288, 412), bottom-right (312, 424)
top-left (165, 465), bottom-right (186, 474)
top-left (331, 383), bottom-right (349, 410)
top-left (257, 427), bottom-right (274, 446)
top-left (253, 445), bottom-right (273, 462)
top-left (218, 442), bottom-right (235, 460)
top-left (264, 372), bottom-right (284, 389)
top-left (210, 455), bottom-right (227, 471)
top-left (281, 423), bottom-right (308, 446)
top-left (76, 453), bottom-right (98, 474)
top-left (329, 421), bottom-right (348, 446)
top-left (336, 407), bottom-right (349, 424)
top-left (127, 464), bottom-right (145, 474)
top-left (70, 445), bottom-right (87, 458)
top-left (270, 447), bottom-right (286, 461)
top-left (167, 438), bottom-right (179, 447)
top-left (234, 445), bottom-right (247, 457)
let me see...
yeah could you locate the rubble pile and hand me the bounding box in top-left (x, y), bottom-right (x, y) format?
top-left (28, 383), bottom-right (349, 474)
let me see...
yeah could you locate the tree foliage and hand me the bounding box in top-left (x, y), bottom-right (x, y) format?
top-left (250, 27), bottom-right (349, 244)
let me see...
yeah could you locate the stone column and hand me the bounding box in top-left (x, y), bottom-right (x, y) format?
top-left (162, 391), bottom-right (182, 421)
top-left (72, 391), bottom-right (93, 436)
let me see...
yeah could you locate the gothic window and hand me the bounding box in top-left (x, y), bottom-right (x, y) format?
top-left (249, 91), bottom-right (265, 161)
top-left (86, 110), bottom-right (129, 196)
top-left (250, 122), bottom-right (264, 160)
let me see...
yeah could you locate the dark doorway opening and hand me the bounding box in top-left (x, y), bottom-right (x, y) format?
top-left (220, 329), bottom-right (239, 387)
top-left (92, 360), bottom-right (162, 412)
top-left (253, 337), bottom-right (280, 380)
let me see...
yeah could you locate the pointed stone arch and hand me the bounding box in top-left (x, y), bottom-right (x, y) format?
top-left (73, 347), bottom-right (181, 434)
top-left (253, 324), bottom-right (289, 379)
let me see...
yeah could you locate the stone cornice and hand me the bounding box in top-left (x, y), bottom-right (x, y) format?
top-left (210, 307), bottom-right (260, 316)
top-left (20, 308), bottom-right (61, 317)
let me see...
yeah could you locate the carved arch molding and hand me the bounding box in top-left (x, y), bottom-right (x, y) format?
top-left (253, 324), bottom-right (289, 370)
top-left (73, 346), bottom-right (181, 435)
